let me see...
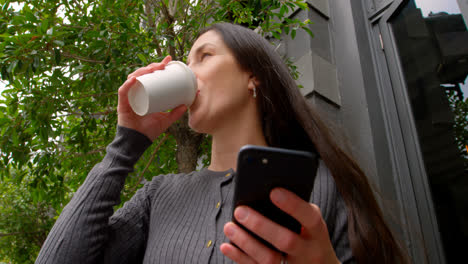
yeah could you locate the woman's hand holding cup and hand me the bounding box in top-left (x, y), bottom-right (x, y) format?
top-left (117, 56), bottom-right (187, 141)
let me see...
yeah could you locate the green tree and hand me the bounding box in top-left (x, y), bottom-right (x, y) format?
top-left (446, 89), bottom-right (468, 169)
top-left (0, 0), bottom-right (312, 262)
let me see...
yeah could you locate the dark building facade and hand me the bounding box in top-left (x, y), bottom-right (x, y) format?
top-left (279, 1), bottom-right (468, 263)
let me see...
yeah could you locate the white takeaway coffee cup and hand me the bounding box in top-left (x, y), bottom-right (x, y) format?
top-left (128, 61), bottom-right (197, 116)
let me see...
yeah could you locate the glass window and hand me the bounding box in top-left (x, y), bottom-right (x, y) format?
top-left (391, 1), bottom-right (468, 262)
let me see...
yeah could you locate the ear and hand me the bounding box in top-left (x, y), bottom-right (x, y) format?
top-left (247, 74), bottom-right (260, 91)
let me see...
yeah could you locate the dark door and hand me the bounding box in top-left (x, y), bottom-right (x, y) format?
top-left (390, 1), bottom-right (468, 263)
top-left (371, 0), bottom-right (468, 263)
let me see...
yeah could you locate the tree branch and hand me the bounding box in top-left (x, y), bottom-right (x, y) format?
top-left (68, 91), bottom-right (116, 101)
top-left (55, 109), bottom-right (114, 118)
top-left (74, 147), bottom-right (106, 157)
top-left (61, 51), bottom-right (106, 64)
top-left (145, 0), bottom-right (164, 57)
top-left (0, 231), bottom-right (42, 238)
top-left (159, 0), bottom-right (177, 58)
top-left (178, 2), bottom-right (190, 57)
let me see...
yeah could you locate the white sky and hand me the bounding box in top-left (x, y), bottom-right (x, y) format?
top-left (415, 0), bottom-right (462, 16)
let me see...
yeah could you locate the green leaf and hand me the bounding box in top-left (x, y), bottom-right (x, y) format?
top-left (297, 2), bottom-right (308, 10)
top-left (40, 19), bottom-right (49, 34)
top-left (7, 60), bottom-right (17, 73)
top-left (54, 48), bottom-right (61, 65)
top-left (291, 28), bottom-right (296, 39)
top-left (137, 53), bottom-right (147, 65)
top-left (11, 15), bottom-right (25, 26)
top-left (272, 31), bottom-right (281, 40)
top-left (24, 10), bottom-right (38, 23)
top-left (1, 65), bottom-right (8, 80)
top-left (302, 26), bottom-right (314, 38)
top-left (279, 5), bottom-right (287, 17)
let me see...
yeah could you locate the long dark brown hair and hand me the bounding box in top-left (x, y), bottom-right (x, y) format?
top-left (199, 23), bottom-right (409, 263)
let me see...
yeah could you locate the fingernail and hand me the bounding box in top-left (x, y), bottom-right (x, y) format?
top-left (225, 223), bottom-right (236, 237)
top-left (271, 188), bottom-right (286, 204)
top-left (235, 207), bottom-right (249, 222)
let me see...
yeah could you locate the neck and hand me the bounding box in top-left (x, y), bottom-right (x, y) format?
top-left (208, 106), bottom-right (267, 172)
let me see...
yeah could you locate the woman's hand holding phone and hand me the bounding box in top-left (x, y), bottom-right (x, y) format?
top-left (220, 188), bottom-right (341, 264)
top-left (117, 55), bottom-right (187, 141)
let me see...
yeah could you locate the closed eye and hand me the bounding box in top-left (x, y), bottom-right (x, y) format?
top-left (200, 52), bottom-right (211, 61)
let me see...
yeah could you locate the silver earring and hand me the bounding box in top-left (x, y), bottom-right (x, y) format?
top-left (253, 86), bottom-right (257, 98)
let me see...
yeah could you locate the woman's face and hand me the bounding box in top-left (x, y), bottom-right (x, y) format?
top-left (187, 30), bottom-right (254, 133)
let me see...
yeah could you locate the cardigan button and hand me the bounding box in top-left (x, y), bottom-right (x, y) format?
top-left (206, 240), bottom-right (213, 248)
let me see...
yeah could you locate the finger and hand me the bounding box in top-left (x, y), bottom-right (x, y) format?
top-left (224, 221), bottom-right (282, 263)
top-left (118, 76), bottom-right (137, 107)
top-left (161, 55), bottom-right (172, 64)
top-left (233, 206), bottom-right (305, 256)
top-left (220, 243), bottom-right (256, 264)
top-left (146, 55), bottom-right (172, 70)
top-left (127, 65), bottom-right (159, 80)
top-left (270, 188), bottom-right (327, 238)
top-left (127, 55), bottom-right (172, 79)
top-left (145, 55), bottom-right (171, 73)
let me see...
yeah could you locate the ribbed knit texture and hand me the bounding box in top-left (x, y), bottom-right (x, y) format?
top-left (36, 126), bottom-right (354, 264)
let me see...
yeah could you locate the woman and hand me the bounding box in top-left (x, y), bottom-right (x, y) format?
top-left (36, 23), bottom-right (407, 263)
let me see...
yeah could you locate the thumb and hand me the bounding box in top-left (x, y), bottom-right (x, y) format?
top-left (167, 105), bottom-right (187, 122)
top-left (117, 76), bottom-right (137, 111)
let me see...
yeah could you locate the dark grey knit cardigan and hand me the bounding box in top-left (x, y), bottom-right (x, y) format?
top-left (36, 126), bottom-right (354, 264)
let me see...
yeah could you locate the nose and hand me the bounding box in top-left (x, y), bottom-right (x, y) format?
top-left (186, 58), bottom-right (193, 69)
top-left (189, 67), bottom-right (200, 89)
top-left (188, 64), bottom-right (198, 78)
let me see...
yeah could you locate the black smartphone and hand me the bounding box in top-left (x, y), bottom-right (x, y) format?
top-left (232, 145), bottom-right (319, 251)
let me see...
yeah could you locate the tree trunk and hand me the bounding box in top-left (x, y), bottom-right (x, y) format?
top-left (144, 0), bottom-right (205, 173)
top-left (168, 113), bottom-right (204, 173)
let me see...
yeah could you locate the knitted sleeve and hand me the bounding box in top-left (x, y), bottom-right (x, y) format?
top-left (101, 177), bottom-right (163, 263)
top-left (35, 126), bottom-right (152, 264)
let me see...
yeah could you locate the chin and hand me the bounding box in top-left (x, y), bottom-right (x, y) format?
top-left (188, 110), bottom-right (214, 134)
top-left (188, 111), bottom-right (204, 133)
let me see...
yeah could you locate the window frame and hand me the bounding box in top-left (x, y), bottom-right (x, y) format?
top-left (352, 0), bottom-right (448, 263)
